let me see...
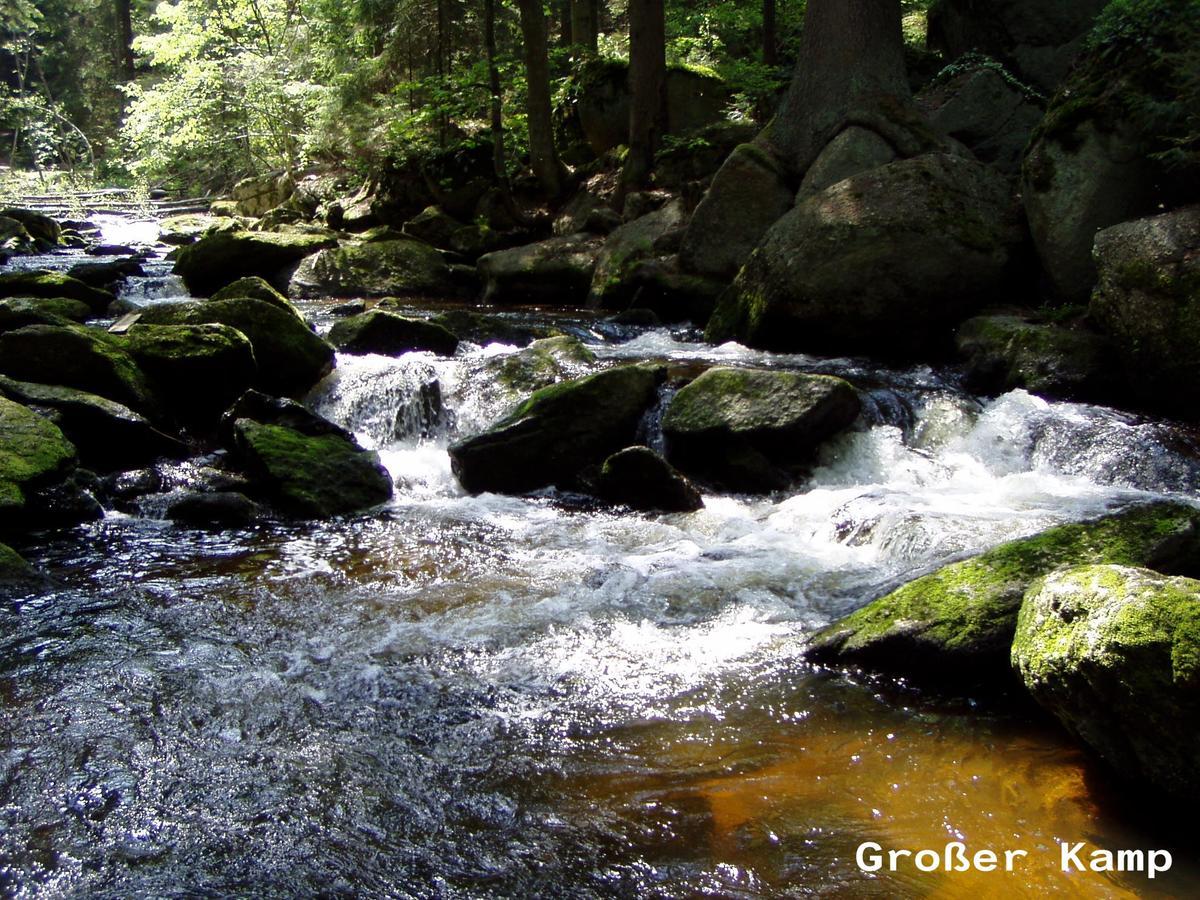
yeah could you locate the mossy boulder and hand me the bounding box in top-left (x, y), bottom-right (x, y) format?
top-left (0, 297), bottom-right (92, 331)
top-left (487, 335), bottom-right (596, 394)
top-left (210, 276), bottom-right (302, 320)
top-left (0, 208), bottom-right (61, 247)
top-left (662, 367), bottom-right (861, 492)
top-left (711, 153), bottom-right (1022, 356)
top-left (120, 323), bottom-right (258, 424)
top-left (287, 239), bottom-right (454, 299)
top-left (618, 259), bottom-right (725, 325)
top-left (232, 172), bottom-right (294, 217)
top-left (679, 143), bottom-right (794, 281)
top-left (136, 298), bottom-right (334, 397)
top-left (166, 491), bottom-right (264, 528)
top-left (402, 206), bottom-right (466, 249)
top-left (0, 375), bottom-right (184, 471)
top-left (477, 234), bottom-right (604, 305)
top-left (956, 314), bottom-right (1118, 402)
top-left (588, 199), bottom-right (686, 309)
top-left (1014, 564), bottom-right (1200, 799)
top-left (230, 418), bottom-right (392, 518)
top-left (798, 126), bottom-right (897, 196)
top-left (0, 541), bottom-right (37, 587)
top-left (807, 502), bottom-right (1200, 681)
top-left (449, 364), bottom-right (665, 495)
top-left (158, 213), bottom-right (216, 245)
top-left (1089, 205), bottom-right (1200, 414)
top-left (597, 446), bottom-right (704, 513)
top-left (328, 310), bottom-right (459, 357)
top-left (424, 309), bottom-right (550, 347)
top-left (0, 270), bottom-right (116, 315)
top-left (0, 324), bottom-right (157, 414)
top-left (173, 230), bottom-right (337, 296)
top-left (0, 395), bottom-right (77, 517)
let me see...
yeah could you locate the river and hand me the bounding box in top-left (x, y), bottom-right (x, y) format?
top-left (2, 215), bottom-right (1198, 897)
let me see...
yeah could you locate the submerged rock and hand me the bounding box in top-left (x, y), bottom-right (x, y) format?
top-left (0, 270), bottom-right (115, 315)
top-left (136, 298), bottom-right (333, 397)
top-left (173, 230), bottom-right (337, 296)
top-left (449, 364), bottom-right (665, 494)
top-left (597, 446), bottom-right (704, 513)
top-left (288, 239), bottom-right (454, 300)
top-left (806, 502), bottom-right (1200, 681)
top-left (1014, 564), bottom-right (1200, 799)
top-left (662, 367), bottom-right (861, 493)
top-left (328, 311), bottom-right (459, 357)
top-left (0, 395), bottom-right (77, 517)
top-left (710, 153), bottom-right (1022, 356)
top-left (956, 315), bottom-right (1118, 402)
top-left (0, 324), bottom-right (157, 414)
top-left (477, 234), bottom-right (603, 305)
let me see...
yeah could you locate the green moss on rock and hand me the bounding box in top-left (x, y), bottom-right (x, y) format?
top-left (0, 395), bottom-right (77, 512)
top-left (0, 297), bottom-right (92, 332)
top-left (174, 230), bottom-right (337, 296)
top-left (0, 541), bottom-right (35, 582)
top-left (807, 501), bottom-right (1200, 680)
top-left (0, 270), bottom-right (115, 314)
top-left (210, 276), bottom-right (302, 319)
top-left (288, 239), bottom-right (453, 299)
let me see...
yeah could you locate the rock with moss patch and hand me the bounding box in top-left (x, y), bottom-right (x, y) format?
top-left (711, 154), bottom-right (1021, 356)
top-left (287, 239), bottom-right (454, 300)
top-left (328, 311), bottom-right (459, 357)
top-left (0, 270), bottom-right (116, 315)
top-left (0, 541), bottom-right (37, 587)
top-left (159, 214), bottom-right (216, 245)
top-left (956, 314), bottom-right (1118, 402)
top-left (403, 206), bottom-right (466, 249)
top-left (597, 446), bottom-right (704, 512)
top-left (0, 375), bottom-right (183, 471)
top-left (174, 230), bottom-right (337, 296)
top-left (210, 276), bottom-right (302, 320)
top-left (477, 234), bottom-right (603, 305)
top-left (0, 297), bottom-right (92, 332)
top-left (230, 417), bottom-right (392, 518)
top-left (136, 299), bottom-right (333, 397)
top-left (663, 367), bottom-right (860, 492)
top-left (0, 395), bottom-right (78, 517)
top-left (679, 143), bottom-right (794, 281)
top-left (487, 335), bottom-right (596, 394)
top-left (1089, 205), bottom-right (1200, 414)
top-left (232, 172), bottom-right (294, 217)
top-left (588, 199), bottom-right (686, 308)
top-left (449, 364), bottom-right (665, 494)
top-left (1014, 564), bottom-right (1200, 799)
top-left (1, 208), bottom-right (61, 247)
top-left (425, 309), bottom-right (549, 347)
top-left (807, 502), bottom-right (1200, 681)
top-left (166, 491), bottom-right (264, 527)
top-left (120, 323), bottom-right (258, 424)
top-left (0, 324), bottom-right (157, 414)
top-left (799, 127), bottom-right (897, 196)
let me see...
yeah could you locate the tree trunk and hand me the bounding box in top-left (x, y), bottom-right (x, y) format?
top-left (570, 0), bottom-right (599, 55)
top-left (517, 0), bottom-right (566, 197)
top-left (621, 0), bottom-right (665, 193)
top-left (437, 0), bottom-right (450, 147)
top-left (485, 0), bottom-right (508, 185)
top-left (116, 0), bottom-right (135, 79)
top-left (763, 0), bottom-right (777, 68)
top-left (768, 0), bottom-right (914, 174)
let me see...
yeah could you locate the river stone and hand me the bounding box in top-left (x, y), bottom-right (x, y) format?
top-left (956, 315), bottom-right (1119, 403)
top-left (1089, 205), bottom-right (1200, 413)
top-left (0, 541), bottom-right (37, 587)
top-left (288, 239), bottom-right (454, 300)
top-left (220, 390), bottom-right (355, 445)
top-left (806, 502), bottom-right (1200, 681)
top-left (0, 395), bottom-right (77, 516)
top-left (166, 491), bottom-right (264, 527)
top-left (0, 376), bottom-right (184, 471)
top-left (0, 324), bottom-right (157, 414)
top-left (403, 206), bottom-right (466, 249)
top-left (619, 258), bottom-right (726, 325)
top-left (710, 154), bottom-right (1021, 356)
top-left (0, 297), bottom-right (92, 331)
top-left (449, 364), bottom-right (665, 495)
top-left (67, 257), bottom-right (145, 291)
top-left (425, 310), bottom-right (549, 348)
top-left (328, 311), bottom-right (459, 357)
top-left (174, 230), bottom-right (337, 296)
top-left (120, 324), bottom-right (258, 425)
top-left (662, 368), bottom-right (861, 493)
top-left (477, 234), bottom-right (604, 305)
top-left (158, 213), bottom-right (215, 245)
top-left (0, 208), bottom-right (61, 246)
top-left (588, 199), bottom-right (687, 308)
top-left (1014, 565), bottom-right (1200, 799)
top-left (210, 276), bottom-right (302, 320)
top-left (232, 172), bottom-right (294, 217)
top-left (135, 298), bottom-right (334, 397)
top-left (798, 127), bottom-right (897, 196)
top-left (487, 335), bottom-right (596, 394)
top-left (0, 270), bottom-right (116, 315)
top-left (678, 143), bottom-right (794, 281)
top-left (231, 418), bottom-right (392, 518)
top-left (597, 446), bottom-right (704, 513)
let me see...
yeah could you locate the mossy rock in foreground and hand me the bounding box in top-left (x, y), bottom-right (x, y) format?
top-left (0, 395), bottom-right (77, 515)
top-left (231, 419), bottom-right (393, 518)
top-left (806, 501), bottom-right (1200, 682)
top-left (1014, 565), bottom-right (1200, 800)
top-left (0, 270), bottom-right (115, 314)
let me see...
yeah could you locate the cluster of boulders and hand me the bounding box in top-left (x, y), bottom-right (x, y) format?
top-left (806, 500), bottom-right (1200, 800)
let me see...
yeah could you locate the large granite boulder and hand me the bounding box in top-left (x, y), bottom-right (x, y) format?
top-left (1014, 565), bottom-right (1200, 799)
top-left (662, 367), bottom-right (860, 492)
top-left (135, 298), bottom-right (333, 397)
top-left (807, 502), bottom-right (1200, 681)
top-left (210, 276), bottom-right (303, 320)
top-left (232, 172), bottom-right (294, 217)
top-left (709, 153), bottom-right (1022, 356)
top-left (173, 230), bottom-right (337, 296)
top-left (1089, 205), bottom-right (1200, 414)
top-left (588, 199), bottom-right (686, 308)
top-left (477, 234), bottom-right (603, 305)
top-left (328, 311), bottom-right (459, 357)
top-left (287, 239), bottom-right (454, 299)
top-left (678, 143), bottom-right (794, 281)
top-left (0, 395), bottom-right (77, 517)
top-left (449, 364), bottom-right (664, 494)
top-left (0, 208), bottom-right (61, 246)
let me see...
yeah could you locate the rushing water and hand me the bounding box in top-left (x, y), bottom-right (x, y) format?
top-left (2, 218), bottom-right (1200, 898)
